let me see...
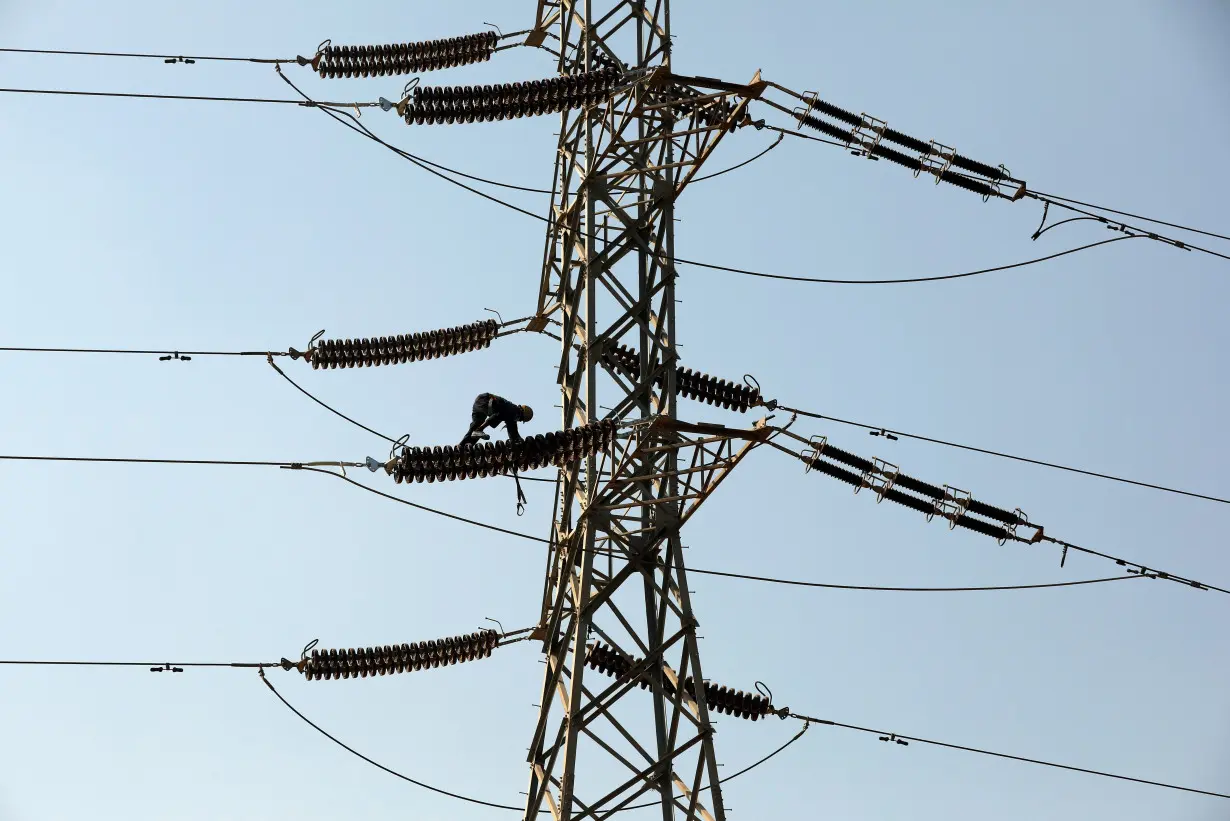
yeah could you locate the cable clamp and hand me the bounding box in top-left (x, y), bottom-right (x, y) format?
top-left (849, 113), bottom-right (888, 159)
top-left (999, 507), bottom-right (1027, 546)
top-left (878, 732), bottom-right (909, 746)
top-left (927, 485), bottom-right (971, 528)
top-left (801, 435), bottom-right (828, 472)
top-left (856, 457), bottom-right (899, 503)
top-left (158, 351), bottom-right (191, 362)
top-left (869, 427), bottom-right (898, 441)
top-left (917, 140), bottom-right (956, 183)
top-left (795, 91), bottom-right (820, 130)
top-left (149, 663), bottom-right (184, 673)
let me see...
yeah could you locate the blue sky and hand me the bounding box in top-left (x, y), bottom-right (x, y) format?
top-left (1, 2), bottom-right (1228, 820)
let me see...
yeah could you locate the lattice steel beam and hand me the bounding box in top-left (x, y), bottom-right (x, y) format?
top-left (522, 3), bottom-right (765, 819)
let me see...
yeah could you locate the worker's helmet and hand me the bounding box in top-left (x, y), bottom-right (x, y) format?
top-left (519, 404), bottom-right (535, 422)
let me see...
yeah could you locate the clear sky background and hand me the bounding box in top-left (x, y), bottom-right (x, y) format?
top-left (1, 2), bottom-right (1228, 820)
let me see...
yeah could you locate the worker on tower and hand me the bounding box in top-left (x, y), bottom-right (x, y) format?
top-left (460, 393), bottom-right (534, 446)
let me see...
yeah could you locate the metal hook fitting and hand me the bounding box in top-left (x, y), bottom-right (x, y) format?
top-left (389, 433), bottom-right (411, 461)
top-left (485, 617), bottom-right (505, 635)
top-left (484, 307), bottom-right (505, 325)
top-left (300, 638), bottom-right (319, 662)
top-left (754, 680), bottom-right (774, 705)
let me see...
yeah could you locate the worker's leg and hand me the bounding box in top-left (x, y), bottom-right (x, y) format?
top-left (460, 398), bottom-right (493, 446)
top-left (504, 417), bottom-right (522, 443)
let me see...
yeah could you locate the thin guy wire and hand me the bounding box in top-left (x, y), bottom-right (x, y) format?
top-left (1029, 189), bottom-right (1230, 243)
top-left (0, 86), bottom-right (376, 107)
top-left (777, 405), bottom-right (1230, 506)
top-left (791, 713), bottom-right (1230, 800)
top-left (0, 46), bottom-right (289, 63)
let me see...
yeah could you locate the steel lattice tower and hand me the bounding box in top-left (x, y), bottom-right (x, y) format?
top-left (521, 2), bottom-right (769, 818)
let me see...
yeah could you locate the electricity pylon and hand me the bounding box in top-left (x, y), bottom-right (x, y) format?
top-left (521, 2), bottom-right (770, 818)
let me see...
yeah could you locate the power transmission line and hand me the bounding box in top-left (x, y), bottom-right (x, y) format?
top-left (6, 77), bottom-right (1171, 290)
top-left (777, 405), bottom-right (1230, 506)
top-left (266, 359), bottom-right (555, 483)
top-left (319, 470), bottom-right (1172, 595)
top-left (0, 46), bottom-right (290, 63)
top-left (277, 69), bottom-right (1149, 291)
top-left (9, 341), bottom-right (1216, 503)
top-left (0, 86), bottom-right (376, 108)
top-left (1028, 194), bottom-right (1230, 263)
top-left (790, 712), bottom-right (1230, 801)
top-left (688, 567), bottom-right (1145, 593)
top-left (1027, 189), bottom-right (1230, 244)
top-left (0, 346), bottom-right (285, 358)
top-left (675, 236), bottom-right (1139, 285)
top-left (768, 437), bottom-right (1230, 596)
top-left (260, 664), bottom-right (810, 814)
top-left (0, 659), bottom-right (271, 670)
top-left (0, 454), bottom-right (357, 469)
top-left (2, 447), bottom-right (1216, 596)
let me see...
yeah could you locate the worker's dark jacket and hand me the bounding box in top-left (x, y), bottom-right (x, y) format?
top-left (471, 393), bottom-right (523, 442)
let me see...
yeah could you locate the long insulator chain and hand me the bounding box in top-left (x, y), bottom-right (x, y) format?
top-left (300, 630), bottom-right (499, 681)
top-left (600, 343), bottom-right (765, 413)
top-left (312, 32), bottom-right (498, 79)
top-left (794, 91), bottom-right (1024, 199)
top-left (795, 112), bottom-right (996, 198)
top-left (667, 83), bottom-right (737, 127)
top-left (399, 68), bottom-right (623, 126)
top-left (802, 436), bottom-right (1043, 544)
top-left (387, 420), bottom-right (617, 484)
top-left (585, 643), bottom-right (774, 721)
top-left (306, 319), bottom-right (498, 370)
